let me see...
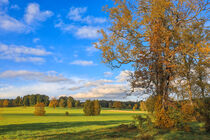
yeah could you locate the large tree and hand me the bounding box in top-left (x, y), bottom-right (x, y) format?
top-left (96, 0), bottom-right (208, 127)
top-left (97, 0), bottom-right (208, 105)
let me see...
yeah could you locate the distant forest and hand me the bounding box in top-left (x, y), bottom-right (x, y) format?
top-left (0, 94), bottom-right (139, 109)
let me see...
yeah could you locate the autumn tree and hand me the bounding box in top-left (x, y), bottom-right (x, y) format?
top-left (49, 98), bottom-right (58, 109)
top-left (34, 102), bottom-right (46, 116)
top-left (67, 100), bottom-right (72, 108)
top-left (3, 99), bottom-right (9, 107)
top-left (96, 0), bottom-right (208, 128)
top-left (59, 99), bottom-right (65, 108)
top-left (93, 100), bottom-right (101, 115)
top-left (133, 104), bottom-right (138, 111)
top-left (113, 101), bottom-right (122, 109)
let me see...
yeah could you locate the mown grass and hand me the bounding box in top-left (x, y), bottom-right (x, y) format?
top-left (0, 107), bottom-right (209, 140)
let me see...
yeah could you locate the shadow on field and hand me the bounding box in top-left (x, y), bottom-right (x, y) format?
top-left (0, 120), bottom-right (130, 135)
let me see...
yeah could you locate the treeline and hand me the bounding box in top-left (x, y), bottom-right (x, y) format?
top-left (0, 94), bottom-right (80, 108)
top-left (0, 94), bottom-right (140, 109)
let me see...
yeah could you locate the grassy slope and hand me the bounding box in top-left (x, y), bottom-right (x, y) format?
top-left (0, 107), bottom-right (209, 140)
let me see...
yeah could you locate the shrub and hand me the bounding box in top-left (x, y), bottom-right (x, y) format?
top-left (195, 98), bottom-right (210, 132)
top-left (34, 103), bottom-right (46, 116)
top-left (65, 111), bottom-right (69, 116)
top-left (133, 115), bottom-right (153, 133)
top-left (181, 102), bottom-right (195, 121)
top-left (154, 95), bottom-right (186, 129)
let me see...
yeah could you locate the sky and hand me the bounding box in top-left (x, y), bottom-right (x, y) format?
top-left (0, 0), bottom-right (143, 101)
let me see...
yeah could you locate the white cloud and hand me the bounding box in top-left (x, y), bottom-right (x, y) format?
top-left (67, 7), bottom-right (106, 24)
top-left (104, 72), bottom-right (113, 77)
top-left (68, 7), bottom-right (87, 21)
top-left (70, 60), bottom-right (96, 66)
top-left (0, 43), bottom-right (51, 63)
top-left (86, 45), bottom-right (99, 55)
top-left (72, 84), bottom-right (127, 99)
top-left (76, 26), bottom-right (100, 39)
top-left (33, 38), bottom-right (40, 43)
top-left (24, 3), bottom-right (53, 24)
top-left (0, 14), bottom-right (30, 33)
top-left (0, 0), bottom-right (8, 5)
top-left (0, 70), bottom-right (73, 83)
top-left (10, 4), bottom-right (20, 10)
top-left (116, 70), bottom-right (131, 82)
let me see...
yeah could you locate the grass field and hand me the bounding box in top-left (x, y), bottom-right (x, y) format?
top-left (0, 107), bottom-right (209, 140)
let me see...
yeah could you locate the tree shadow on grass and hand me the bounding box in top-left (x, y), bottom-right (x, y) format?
top-left (0, 120), bottom-right (130, 135)
top-left (35, 124), bottom-right (138, 140)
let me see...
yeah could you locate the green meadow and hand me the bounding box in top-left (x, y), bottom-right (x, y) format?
top-left (0, 107), bottom-right (209, 140)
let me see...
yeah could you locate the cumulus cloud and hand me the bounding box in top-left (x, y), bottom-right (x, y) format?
top-left (0, 43), bottom-right (51, 63)
top-left (70, 60), bottom-right (96, 66)
top-left (0, 2), bottom-right (52, 33)
top-left (0, 70), bottom-right (73, 83)
top-left (24, 3), bottom-right (53, 24)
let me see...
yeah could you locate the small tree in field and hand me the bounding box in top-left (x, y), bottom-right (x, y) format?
top-left (93, 100), bottom-right (101, 115)
top-left (83, 100), bottom-right (101, 116)
top-left (3, 99), bottom-right (9, 107)
top-left (83, 100), bottom-right (94, 116)
top-left (34, 102), bottom-right (46, 116)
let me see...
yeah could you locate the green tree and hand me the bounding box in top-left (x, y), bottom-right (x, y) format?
top-left (75, 100), bottom-right (80, 108)
top-left (23, 96), bottom-right (30, 106)
top-left (83, 100), bottom-right (94, 116)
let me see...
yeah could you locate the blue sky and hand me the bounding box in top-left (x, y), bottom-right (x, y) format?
top-left (0, 0), bottom-right (141, 101)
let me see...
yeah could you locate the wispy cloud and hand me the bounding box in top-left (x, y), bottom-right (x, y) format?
top-left (0, 14), bottom-right (30, 33)
top-left (55, 7), bottom-right (105, 39)
top-left (24, 3), bottom-right (53, 25)
top-left (70, 60), bottom-right (96, 66)
top-left (67, 7), bottom-right (106, 24)
top-left (0, 70), bottom-right (73, 83)
top-left (33, 38), bottom-right (40, 43)
top-left (0, 43), bottom-right (51, 63)
top-left (104, 72), bottom-right (113, 77)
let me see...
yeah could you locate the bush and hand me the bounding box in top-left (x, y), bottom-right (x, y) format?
top-left (154, 95), bottom-right (187, 129)
top-left (133, 115), bottom-right (153, 133)
top-left (34, 103), bottom-right (46, 116)
top-left (65, 111), bottom-right (69, 116)
top-left (140, 101), bottom-right (147, 111)
top-left (83, 100), bottom-right (101, 116)
top-left (195, 98), bottom-right (210, 132)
